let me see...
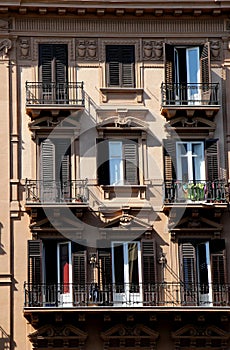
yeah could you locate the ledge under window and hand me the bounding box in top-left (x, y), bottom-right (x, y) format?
top-left (100, 88), bottom-right (144, 104)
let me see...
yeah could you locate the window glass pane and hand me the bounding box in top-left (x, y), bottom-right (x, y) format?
top-left (128, 243), bottom-right (139, 292)
top-left (197, 243), bottom-right (209, 294)
top-left (192, 143), bottom-right (203, 181)
top-left (109, 141), bottom-right (123, 185)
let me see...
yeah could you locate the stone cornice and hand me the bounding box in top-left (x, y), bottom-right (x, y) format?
top-left (1, 1), bottom-right (230, 17)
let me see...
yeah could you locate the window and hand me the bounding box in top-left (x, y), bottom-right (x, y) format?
top-left (106, 45), bottom-right (135, 87)
top-left (97, 139), bottom-right (139, 186)
top-left (39, 44), bottom-right (68, 102)
top-left (39, 138), bottom-right (71, 201)
top-left (164, 43), bottom-right (210, 103)
top-left (179, 239), bottom-right (226, 306)
top-left (163, 139), bottom-right (219, 182)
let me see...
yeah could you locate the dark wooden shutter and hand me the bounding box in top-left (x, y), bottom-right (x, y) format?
top-left (200, 42), bottom-right (210, 86)
top-left (179, 242), bottom-right (196, 286)
top-left (164, 43), bottom-right (174, 85)
top-left (142, 240), bottom-right (157, 285)
top-left (98, 249), bottom-right (112, 286)
top-left (106, 45), bottom-right (135, 87)
top-left (40, 138), bottom-right (55, 182)
top-left (72, 251), bottom-right (87, 286)
top-left (39, 44), bottom-right (53, 84)
top-left (56, 139), bottom-right (70, 184)
top-left (28, 240), bottom-right (42, 285)
top-left (97, 139), bottom-right (109, 185)
top-left (163, 139), bottom-right (176, 181)
top-left (205, 139), bottom-right (219, 181)
top-left (124, 140), bottom-right (138, 185)
top-left (54, 44), bottom-right (68, 84)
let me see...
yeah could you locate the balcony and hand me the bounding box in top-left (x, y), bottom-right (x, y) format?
top-left (164, 180), bottom-right (227, 207)
top-left (25, 81), bottom-right (85, 118)
top-left (25, 179), bottom-right (88, 208)
top-left (161, 83), bottom-right (220, 119)
top-left (24, 282), bottom-right (230, 309)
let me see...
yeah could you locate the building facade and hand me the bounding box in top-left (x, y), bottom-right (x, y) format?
top-left (1, 0), bottom-right (230, 349)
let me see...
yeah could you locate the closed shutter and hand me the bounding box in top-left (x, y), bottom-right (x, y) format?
top-left (72, 251), bottom-right (87, 286)
top-left (163, 139), bottom-right (176, 181)
top-left (106, 45), bottom-right (135, 87)
top-left (39, 44), bottom-right (53, 84)
top-left (97, 139), bottom-right (109, 185)
top-left (28, 240), bottom-right (42, 285)
top-left (205, 139), bottom-right (219, 181)
top-left (142, 240), bottom-right (157, 285)
top-left (124, 141), bottom-right (138, 185)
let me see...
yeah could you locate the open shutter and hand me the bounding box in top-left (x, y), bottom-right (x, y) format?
top-left (164, 43), bottom-right (174, 85)
top-left (205, 139), bottom-right (219, 181)
top-left (72, 251), bottom-right (87, 286)
top-left (97, 139), bottom-right (109, 185)
top-left (56, 139), bottom-right (70, 198)
top-left (142, 240), bottom-right (157, 305)
top-left (124, 140), bottom-right (138, 185)
top-left (200, 42), bottom-right (211, 102)
top-left (28, 240), bottom-right (42, 285)
top-left (98, 249), bottom-right (112, 287)
top-left (163, 139), bottom-right (176, 181)
top-left (40, 139), bottom-right (55, 201)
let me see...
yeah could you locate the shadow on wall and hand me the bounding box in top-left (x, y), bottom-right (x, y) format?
top-left (0, 325), bottom-right (16, 349)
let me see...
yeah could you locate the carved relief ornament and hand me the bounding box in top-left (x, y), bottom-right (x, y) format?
top-left (0, 39), bottom-right (12, 56)
top-left (142, 40), bottom-right (163, 60)
top-left (76, 39), bottom-right (98, 61)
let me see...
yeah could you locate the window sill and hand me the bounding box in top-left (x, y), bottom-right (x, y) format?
top-left (101, 185), bottom-right (146, 200)
top-left (100, 87), bottom-right (144, 104)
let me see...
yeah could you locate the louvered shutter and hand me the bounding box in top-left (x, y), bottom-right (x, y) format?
top-left (164, 43), bottom-right (174, 85)
top-left (56, 139), bottom-right (70, 198)
top-left (98, 249), bottom-right (112, 287)
top-left (97, 139), bottom-right (110, 185)
top-left (72, 251), bottom-right (87, 286)
top-left (40, 139), bottom-right (55, 201)
top-left (205, 139), bottom-right (219, 181)
top-left (124, 141), bottom-right (138, 185)
top-left (106, 45), bottom-right (135, 87)
top-left (163, 139), bottom-right (176, 181)
top-left (54, 45), bottom-right (68, 102)
top-left (142, 240), bottom-right (157, 285)
top-left (200, 42), bottom-right (211, 101)
top-left (28, 240), bottom-right (42, 285)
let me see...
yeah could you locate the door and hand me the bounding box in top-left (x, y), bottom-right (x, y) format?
top-left (112, 242), bottom-right (142, 306)
top-left (186, 47), bottom-right (200, 103)
top-left (197, 242), bottom-right (213, 305)
top-left (57, 242), bottom-right (73, 306)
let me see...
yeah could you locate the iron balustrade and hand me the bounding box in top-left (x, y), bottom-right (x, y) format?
top-left (161, 82), bottom-right (219, 106)
top-left (26, 81), bottom-right (85, 106)
top-left (164, 180), bottom-right (227, 203)
top-left (24, 282), bottom-right (230, 308)
top-left (25, 179), bottom-right (88, 203)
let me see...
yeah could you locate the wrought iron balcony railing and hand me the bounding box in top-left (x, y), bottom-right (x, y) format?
top-left (24, 282), bottom-right (230, 308)
top-left (161, 82), bottom-right (219, 106)
top-left (164, 180), bottom-right (227, 204)
top-left (26, 81), bottom-right (85, 106)
top-left (25, 179), bottom-right (88, 204)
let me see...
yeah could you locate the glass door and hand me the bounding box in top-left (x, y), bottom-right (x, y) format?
top-left (57, 242), bottom-right (72, 306)
top-left (112, 242), bottom-right (142, 306)
top-left (197, 242), bottom-right (213, 306)
top-left (186, 47), bottom-right (200, 103)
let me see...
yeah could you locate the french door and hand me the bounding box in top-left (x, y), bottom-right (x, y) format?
top-left (186, 47), bottom-right (200, 103)
top-left (112, 242), bottom-right (142, 306)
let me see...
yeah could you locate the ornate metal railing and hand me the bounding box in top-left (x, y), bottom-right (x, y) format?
top-left (24, 282), bottom-right (230, 308)
top-left (26, 81), bottom-right (85, 106)
top-left (25, 179), bottom-right (88, 204)
top-left (161, 82), bottom-right (219, 106)
top-left (164, 180), bottom-right (227, 203)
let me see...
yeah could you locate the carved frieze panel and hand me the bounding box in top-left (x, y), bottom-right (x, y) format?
top-left (18, 37), bottom-right (31, 60)
top-left (76, 38), bottom-right (98, 61)
top-left (142, 40), bottom-right (163, 61)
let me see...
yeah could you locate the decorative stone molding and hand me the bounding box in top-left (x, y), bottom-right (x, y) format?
top-left (0, 39), bottom-right (12, 56)
top-left (210, 40), bottom-right (221, 60)
top-left (142, 40), bottom-right (163, 60)
top-left (76, 39), bottom-right (98, 61)
top-left (100, 39), bottom-right (140, 61)
top-left (0, 18), bottom-right (9, 30)
top-left (19, 37), bottom-right (31, 59)
top-left (32, 38), bottom-right (75, 61)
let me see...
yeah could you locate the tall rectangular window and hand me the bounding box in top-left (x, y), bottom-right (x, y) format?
top-left (106, 45), bottom-right (135, 87)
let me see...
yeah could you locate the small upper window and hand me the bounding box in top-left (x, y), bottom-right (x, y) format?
top-left (106, 45), bottom-right (135, 88)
